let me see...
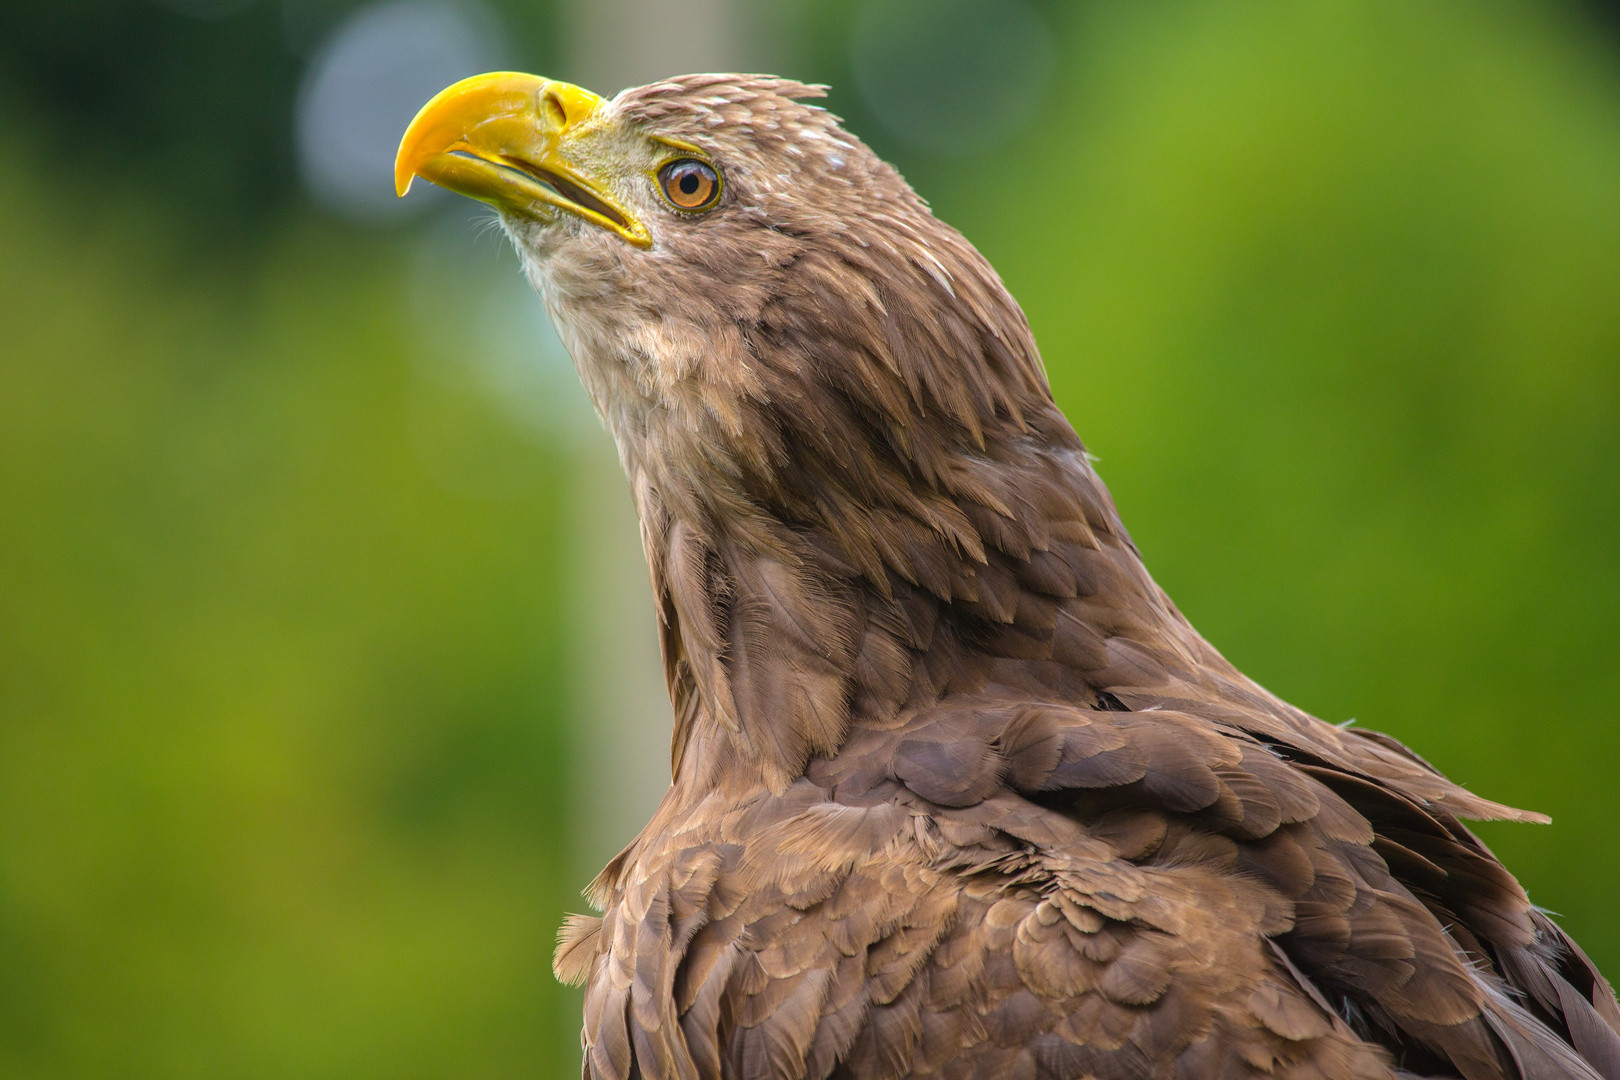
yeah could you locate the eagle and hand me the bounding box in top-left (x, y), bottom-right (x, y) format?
top-left (394, 73), bottom-right (1619, 1080)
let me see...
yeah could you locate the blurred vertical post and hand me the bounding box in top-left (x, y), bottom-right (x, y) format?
top-left (560, 0), bottom-right (781, 887)
top-left (564, 445), bottom-right (672, 879)
top-left (564, 0), bottom-right (739, 96)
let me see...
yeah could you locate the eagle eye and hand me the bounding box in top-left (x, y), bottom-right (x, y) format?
top-left (657, 159), bottom-right (721, 211)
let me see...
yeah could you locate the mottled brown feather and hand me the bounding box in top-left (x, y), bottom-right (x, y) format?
top-left (486, 73), bottom-right (1617, 1080)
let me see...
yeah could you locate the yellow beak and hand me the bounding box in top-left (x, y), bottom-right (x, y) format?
top-left (395, 72), bottom-right (650, 247)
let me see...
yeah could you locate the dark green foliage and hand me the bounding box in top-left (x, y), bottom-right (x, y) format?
top-left (0, 1), bottom-right (305, 231)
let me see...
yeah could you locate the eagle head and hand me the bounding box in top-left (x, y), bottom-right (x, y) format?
top-left (395, 73), bottom-right (1060, 511)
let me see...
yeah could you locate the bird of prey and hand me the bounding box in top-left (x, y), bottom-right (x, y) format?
top-left (394, 73), bottom-right (1618, 1080)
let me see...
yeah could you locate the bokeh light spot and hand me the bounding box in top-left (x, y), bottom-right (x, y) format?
top-left (295, 0), bottom-right (504, 222)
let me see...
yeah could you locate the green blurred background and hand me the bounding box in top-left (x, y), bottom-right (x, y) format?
top-left (1, 0), bottom-right (1617, 1076)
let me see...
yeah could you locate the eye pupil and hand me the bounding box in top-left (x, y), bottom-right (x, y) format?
top-left (658, 158), bottom-right (720, 210)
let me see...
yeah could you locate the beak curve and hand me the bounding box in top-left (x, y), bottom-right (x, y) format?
top-left (395, 72), bottom-right (651, 248)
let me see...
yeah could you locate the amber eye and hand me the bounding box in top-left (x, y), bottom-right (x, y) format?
top-left (658, 159), bottom-right (721, 211)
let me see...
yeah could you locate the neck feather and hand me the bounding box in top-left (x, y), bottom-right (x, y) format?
top-left (535, 203), bottom-right (1194, 795)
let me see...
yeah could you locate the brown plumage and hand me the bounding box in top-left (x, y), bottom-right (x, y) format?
top-left (398, 73), bottom-right (1619, 1080)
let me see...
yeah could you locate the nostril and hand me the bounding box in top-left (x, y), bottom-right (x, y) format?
top-left (541, 89), bottom-right (569, 130)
